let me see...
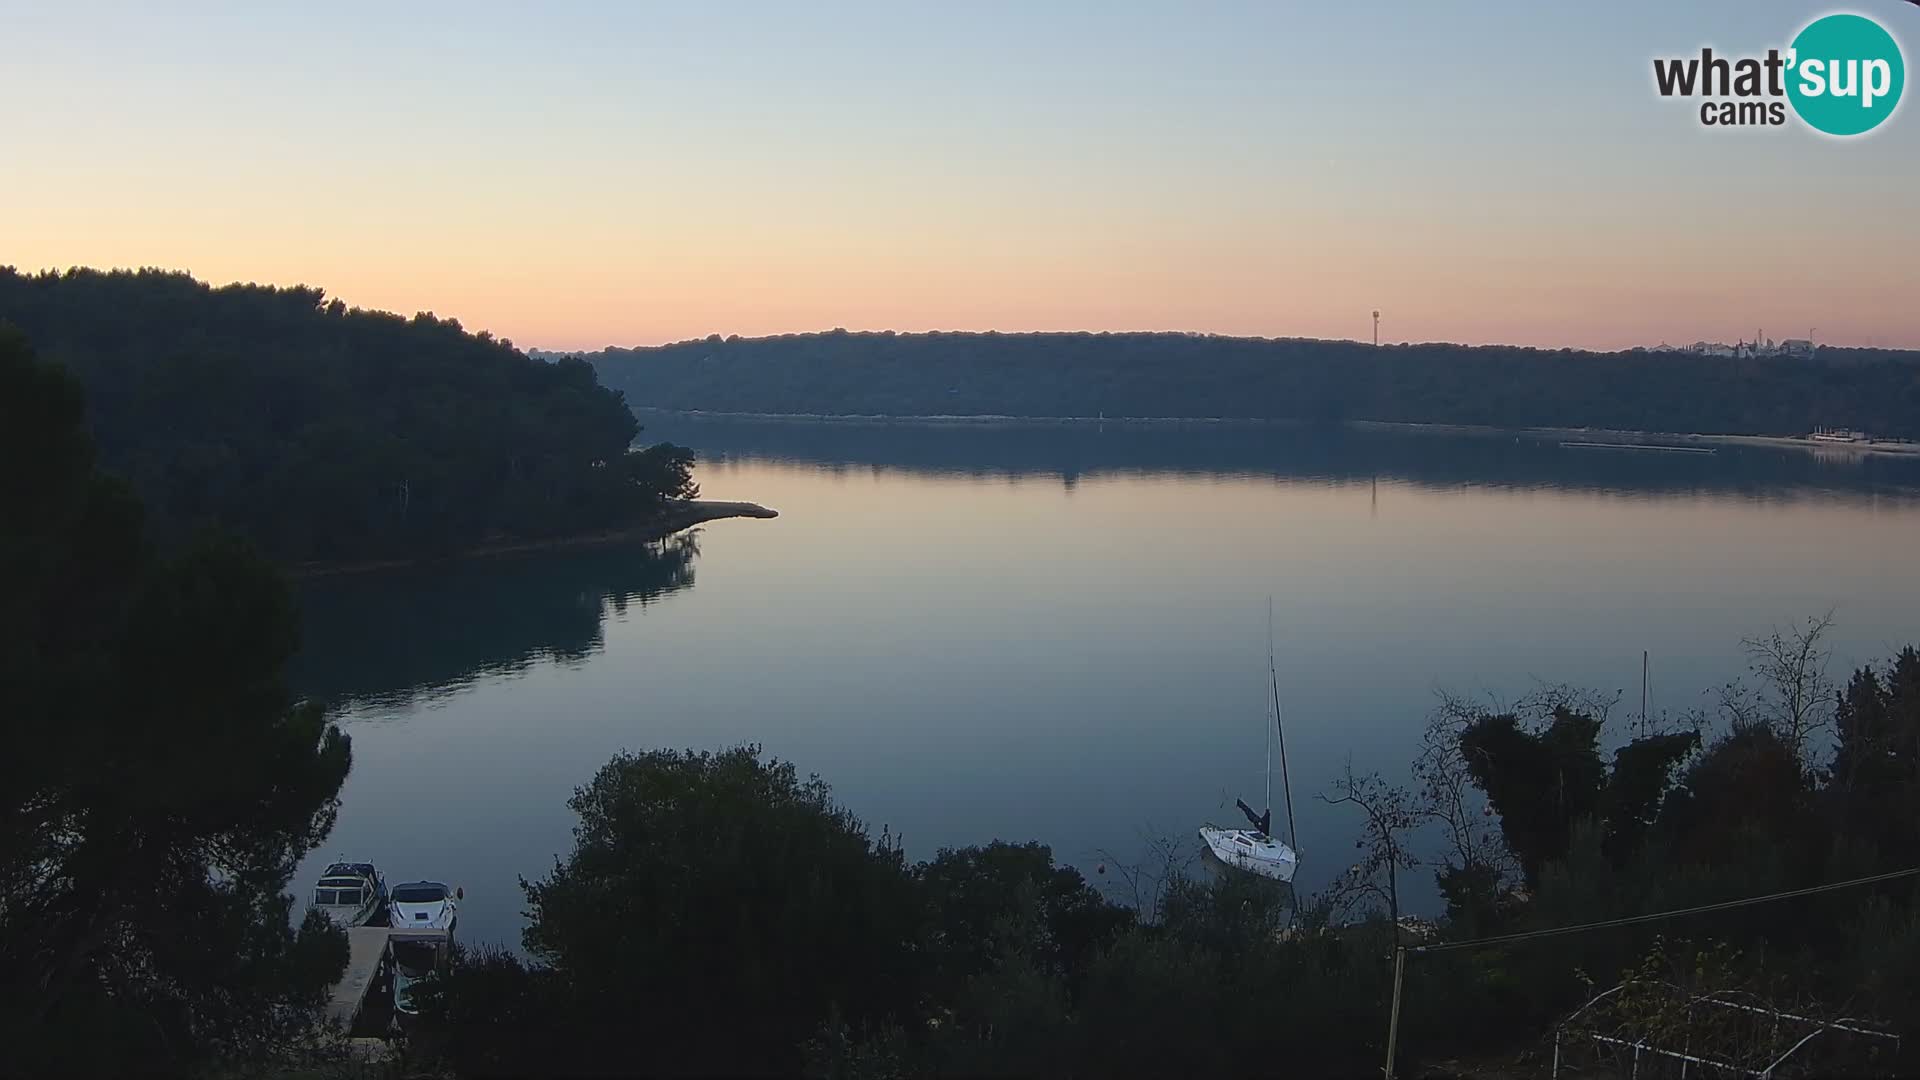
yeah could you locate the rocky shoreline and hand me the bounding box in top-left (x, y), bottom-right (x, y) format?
top-left (288, 499), bottom-right (778, 580)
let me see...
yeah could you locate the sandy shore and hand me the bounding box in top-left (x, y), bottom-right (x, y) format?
top-left (289, 499), bottom-right (778, 580)
top-left (636, 407), bottom-right (1920, 457)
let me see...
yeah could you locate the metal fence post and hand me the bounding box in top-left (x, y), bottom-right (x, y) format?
top-left (1384, 946), bottom-right (1407, 1080)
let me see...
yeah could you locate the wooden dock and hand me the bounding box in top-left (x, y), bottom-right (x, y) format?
top-left (323, 922), bottom-right (456, 1033)
top-left (326, 926), bottom-right (398, 1028)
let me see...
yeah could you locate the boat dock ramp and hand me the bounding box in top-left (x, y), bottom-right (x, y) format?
top-left (327, 927), bottom-right (403, 1028)
top-left (308, 864), bottom-right (460, 1034)
top-left (325, 923), bottom-right (454, 1032)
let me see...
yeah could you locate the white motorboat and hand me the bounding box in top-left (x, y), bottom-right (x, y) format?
top-left (389, 880), bottom-right (459, 935)
top-left (390, 938), bottom-right (442, 1020)
top-left (309, 860), bottom-right (386, 928)
top-left (1198, 603), bottom-right (1300, 883)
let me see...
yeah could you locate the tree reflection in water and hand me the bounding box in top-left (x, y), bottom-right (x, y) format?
top-left (290, 532), bottom-right (699, 711)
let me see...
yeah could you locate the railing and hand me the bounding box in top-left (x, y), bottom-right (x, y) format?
top-left (1551, 981), bottom-right (1901, 1079)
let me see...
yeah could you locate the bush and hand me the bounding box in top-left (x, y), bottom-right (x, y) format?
top-left (424, 746), bottom-right (921, 1076)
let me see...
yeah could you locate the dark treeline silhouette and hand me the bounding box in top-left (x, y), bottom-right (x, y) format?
top-left (1, 329), bottom-right (352, 1072)
top-left (0, 267), bottom-right (695, 565)
top-left (584, 330), bottom-right (1920, 439)
top-left (410, 627), bottom-right (1920, 1078)
top-left (10, 320), bottom-right (1920, 1076)
top-left (642, 410), bottom-right (1920, 499)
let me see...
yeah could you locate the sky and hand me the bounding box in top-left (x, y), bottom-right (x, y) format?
top-left (3, 0), bottom-right (1917, 351)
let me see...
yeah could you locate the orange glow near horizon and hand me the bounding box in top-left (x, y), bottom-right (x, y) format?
top-left (4, 3), bottom-right (1917, 352)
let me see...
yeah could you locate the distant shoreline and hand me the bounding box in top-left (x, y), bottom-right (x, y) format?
top-left (1351, 420), bottom-right (1920, 457)
top-left (633, 408), bottom-right (1920, 457)
top-left (288, 499), bottom-right (778, 580)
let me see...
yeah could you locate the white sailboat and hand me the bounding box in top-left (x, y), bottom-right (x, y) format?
top-left (1199, 606), bottom-right (1299, 882)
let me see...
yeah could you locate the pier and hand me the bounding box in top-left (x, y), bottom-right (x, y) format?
top-left (322, 922), bottom-right (455, 1033)
top-left (326, 926), bottom-right (402, 1028)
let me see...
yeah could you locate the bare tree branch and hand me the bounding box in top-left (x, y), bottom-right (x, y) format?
top-left (1318, 761), bottom-right (1419, 945)
top-left (1718, 611), bottom-right (1838, 761)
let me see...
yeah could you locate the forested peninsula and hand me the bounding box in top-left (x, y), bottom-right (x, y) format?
top-left (0, 268), bottom-right (703, 566)
top-left (581, 330), bottom-right (1920, 441)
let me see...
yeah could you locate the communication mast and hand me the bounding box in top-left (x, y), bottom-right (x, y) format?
top-left (1372, 310), bottom-right (1381, 347)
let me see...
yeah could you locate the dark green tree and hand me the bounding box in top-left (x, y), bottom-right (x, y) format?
top-left (1828, 648), bottom-right (1920, 866)
top-left (916, 841), bottom-right (1132, 1001)
top-left (0, 327), bottom-right (353, 1072)
top-left (1598, 730), bottom-right (1701, 859)
top-left (440, 746), bottom-right (924, 1075)
top-left (617, 442), bottom-right (701, 504)
top-left (1458, 706), bottom-right (1607, 883)
top-left (0, 268), bottom-right (698, 565)
top-left (1416, 701), bottom-right (1522, 936)
top-left (1659, 724), bottom-right (1810, 860)
top-left (1455, 698), bottom-right (1700, 883)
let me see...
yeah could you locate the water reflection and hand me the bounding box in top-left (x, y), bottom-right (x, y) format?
top-left (290, 533), bottom-right (698, 709)
top-left (636, 411), bottom-right (1920, 501)
top-left (289, 422), bottom-right (1920, 946)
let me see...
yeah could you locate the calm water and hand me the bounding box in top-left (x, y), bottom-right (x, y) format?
top-left (291, 419), bottom-right (1920, 947)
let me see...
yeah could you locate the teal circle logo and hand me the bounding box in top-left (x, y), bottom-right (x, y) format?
top-left (1786, 13), bottom-right (1905, 136)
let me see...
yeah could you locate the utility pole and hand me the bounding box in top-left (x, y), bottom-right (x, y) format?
top-left (1384, 946), bottom-right (1407, 1079)
top-left (1641, 650), bottom-right (1649, 739)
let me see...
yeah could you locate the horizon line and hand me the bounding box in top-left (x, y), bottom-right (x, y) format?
top-left (11, 265), bottom-right (1915, 357)
top-left (529, 328), bottom-right (1912, 357)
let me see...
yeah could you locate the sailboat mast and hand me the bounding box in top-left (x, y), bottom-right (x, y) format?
top-left (1264, 692), bottom-right (1273, 814)
top-left (1268, 600), bottom-right (1298, 851)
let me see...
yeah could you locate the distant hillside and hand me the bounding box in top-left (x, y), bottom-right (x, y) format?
top-left (0, 268), bottom-right (693, 564)
top-left (582, 331), bottom-right (1920, 440)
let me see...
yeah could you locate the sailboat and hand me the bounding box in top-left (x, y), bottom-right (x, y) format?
top-left (1198, 606), bottom-right (1299, 882)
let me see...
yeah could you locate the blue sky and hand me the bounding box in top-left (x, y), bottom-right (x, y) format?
top-left (3, 0), bottom-right (1915, 349)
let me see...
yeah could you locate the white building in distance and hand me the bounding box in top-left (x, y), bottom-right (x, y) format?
top-left (1639, 337), bottom-right (1817, 359)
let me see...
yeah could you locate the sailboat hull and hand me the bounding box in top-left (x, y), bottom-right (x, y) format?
top-left (1198, 826), bottom-right (1298, 882)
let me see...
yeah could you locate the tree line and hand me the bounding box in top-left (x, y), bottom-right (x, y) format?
top-left (1, 328), bottom-right (353, 1072)
top-left (8, 314), bottom-right (1919, 1076)
top-left (404, 619), bottom-right (1920, 1078)
top-left (0, 267), bottom-right (696, 566)
top-left (584, 329), bottom-right (1920, 439)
